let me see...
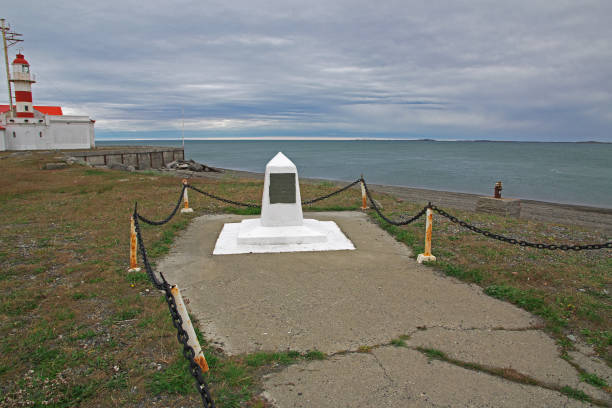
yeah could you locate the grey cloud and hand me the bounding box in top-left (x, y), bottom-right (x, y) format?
top-left (2, 0), bottom-right (611, 140)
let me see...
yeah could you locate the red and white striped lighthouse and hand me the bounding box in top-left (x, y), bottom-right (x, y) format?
top-left (10, 53), bottom-right (36, 118)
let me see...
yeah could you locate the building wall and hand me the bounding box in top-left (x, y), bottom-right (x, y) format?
top-left (1, 115), bottom-right (95, 151)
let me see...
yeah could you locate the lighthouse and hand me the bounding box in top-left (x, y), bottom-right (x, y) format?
top-left (0, 50), bottom-right (95, 151)
top-left (10, 53), bottom-right (35, 120)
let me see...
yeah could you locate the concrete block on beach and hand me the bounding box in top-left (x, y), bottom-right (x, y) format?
top-left (476, 196), bottom-right (521, 217)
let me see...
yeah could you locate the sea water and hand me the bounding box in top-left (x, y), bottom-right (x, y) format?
top-left (97, 140), bottom-right (612, 208)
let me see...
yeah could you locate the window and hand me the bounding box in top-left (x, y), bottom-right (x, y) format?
top-left (39, 132), bottom-right (43, 137)
top-left (23, 65), bottom-right (29, 73)
top-left (24, 119), bottom-right (28, 123)
top-left (12, 132), bottom-right (16, 138)
top-left (24, 106), bottom-right (28, 111)
top-left (9, 119), bottom-right (14, 123)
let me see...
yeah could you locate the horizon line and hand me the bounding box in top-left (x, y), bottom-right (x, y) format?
top-left (95, 136), bottom-right (610, 143)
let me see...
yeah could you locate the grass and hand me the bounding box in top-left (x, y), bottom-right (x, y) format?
top-left (0, 151), bottom-right (610, 407)
top-left (580, 372), bottom-right (608, 388)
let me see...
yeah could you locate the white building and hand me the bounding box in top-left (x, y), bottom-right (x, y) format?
top-left (0, 52), bottom-right (95, 151)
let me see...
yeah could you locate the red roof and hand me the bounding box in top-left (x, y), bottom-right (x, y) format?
top-left (34, 106), bottom-right (63, 115)
top-left (0, 105), bottom-right (63, 115)
top-left (13, 53), bottom-right (29, 66)
top-left (0, 125), bottom-right (5, 130)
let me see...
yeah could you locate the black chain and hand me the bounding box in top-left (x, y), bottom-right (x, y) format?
top-left (137, 185), bottom-right (186, 225)
top-left (431, 205), bottom-right (612, 251)
top-left (163, 280), bottom-right (216, 407)
top-left (301, 179), bottom-right (362, 205)
top-left (361, 178), bottom-right (428, 225)
top-left (187, 184), bottom-right (261, 208)
top-left (133, 205), bottom-right (164, 289)
top-left (133, 205), bottom-right (216, 407)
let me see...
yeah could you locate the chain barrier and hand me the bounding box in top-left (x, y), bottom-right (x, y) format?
top-left (133, 204), bottom-right (216, 407)
top-left (187, 184), bottom-right (261, 208)
top-left (137, 185), bottom-right (187, 226)
top-left (301, 179), bottom-right (362, 205)
top-left (162, 277), bottom-right (216, 407)
top-left (361, 178), bottom-right (428, 225)
top-left (132, 205), bottom-right (164, 289)
top-left (430, 205), bottom-right (612, 251)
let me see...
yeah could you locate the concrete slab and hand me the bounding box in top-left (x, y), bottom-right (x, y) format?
top-left (263, 346), bottom-right (588, 407)
top-left (159, 212), bottom-right (538, 355)
top-left (405, 327), bottom-right (610, 402)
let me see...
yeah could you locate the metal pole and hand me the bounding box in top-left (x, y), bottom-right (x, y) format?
top-left (417, 208), bottom-right (436, 263)
top-left (1, 19), bottom-right (13, 117)
top-left (182, 106), bottom-right (185, 148)
top-left (128, 216), bottom-right (141, 272)
top-left (360, 174), bottom-right (368, 210)
top-left (181, 179), bottom-right (193, 213)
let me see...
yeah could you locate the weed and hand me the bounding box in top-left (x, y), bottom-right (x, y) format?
top-left (390, 338), bottom-right (407, 347)
top-left (304, 350), bottom-right (326, 360)
top-left (560, 385), bottom-right (591, 402)
top-left (580, 372), bottom-right (608, 388)
top-left (419, 347), bottom-right (446, 360)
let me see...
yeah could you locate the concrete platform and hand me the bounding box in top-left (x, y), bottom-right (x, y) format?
top-left (158, 212), bottom-right (609, 407)
top-left (213, 218), bottom-right (355, 254)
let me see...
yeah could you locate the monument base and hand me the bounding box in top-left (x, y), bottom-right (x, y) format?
top-left (237, 219), bottom-right (327, 245)
top-left (475, 197), bottom-right (521, 217)
top-left (213, 218), bottom-right (355, 254)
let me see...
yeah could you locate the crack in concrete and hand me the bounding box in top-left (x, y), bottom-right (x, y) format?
top-left (322, 343), bottom-right (609, 407)
top-left (371, 352), bottom-right (395, 387)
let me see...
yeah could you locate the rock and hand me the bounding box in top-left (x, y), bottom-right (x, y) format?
top-left (43, 162), bottom-right (68, 170)
top-left (567, 334), bottom-right (577, 342)
top-left (166, 160), bottom-right (178, 169)
top-left (109, 162), bottom-right (133, 172)
top-left (188, 162), bottom-right (204, 172)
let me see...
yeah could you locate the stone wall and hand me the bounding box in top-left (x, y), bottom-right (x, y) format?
top-left (69, 147), bottom-right (184, 170)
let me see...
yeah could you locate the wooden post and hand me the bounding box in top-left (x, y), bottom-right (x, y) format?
top-left (181, 179), bottom-right (194, 213)
top-left (417, 208), bottom-right (436, 263)
top-left (128, 216), bottom-right (141, 272)
top-left (171, 285), bottom-right (209, 372)
top-left (360, 174), bottom-right (368, 210)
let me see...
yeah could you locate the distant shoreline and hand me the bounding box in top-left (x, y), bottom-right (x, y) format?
top-left (96, 138), bottom-right (612, 144)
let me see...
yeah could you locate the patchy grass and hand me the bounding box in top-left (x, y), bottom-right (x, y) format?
top-left (367, 194), bottom-right (611, 364)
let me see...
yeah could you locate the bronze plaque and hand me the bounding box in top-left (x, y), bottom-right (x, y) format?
top-left (269, 173), bottom-right (296, 204)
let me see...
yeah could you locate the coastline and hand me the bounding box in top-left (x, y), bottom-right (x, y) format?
top-left (182, 166), bottom-right (612, 233)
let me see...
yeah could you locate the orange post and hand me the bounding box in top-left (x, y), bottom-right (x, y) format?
top-left (360, 174), bottom-right (368, 210)
top-left (417, 208), bottom-right (436, 263)
top-left (128, 215), bottom-right (141, 272)
top-left (181, 179), bottom-right (193, 213)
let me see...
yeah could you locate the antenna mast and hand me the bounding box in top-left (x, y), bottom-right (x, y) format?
top-left (1, 18), bottom-right (23, 118)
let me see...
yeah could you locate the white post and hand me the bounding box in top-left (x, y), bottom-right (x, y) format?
top-left (360, 174), bottom-right (368, 210)
top-left (170, 285), bottom-right (209, 372)
top-left (417, 208), bottom-right (436, 263)
top-left (181, 179), bottom-right (193, 213)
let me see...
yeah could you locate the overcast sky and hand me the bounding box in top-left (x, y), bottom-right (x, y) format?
top-left (3, 1), bottom-right (612, 141)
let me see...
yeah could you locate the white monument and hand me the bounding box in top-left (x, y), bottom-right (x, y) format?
top-left (213, 152), bottom-right (355, 254)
